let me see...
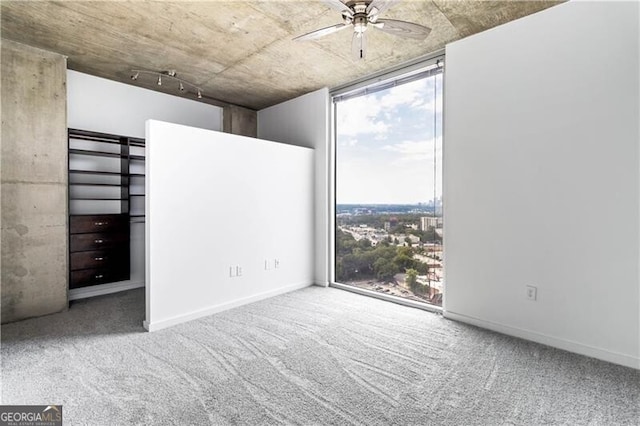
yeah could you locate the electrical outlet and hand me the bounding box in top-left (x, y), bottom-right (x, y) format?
top-left (230, 266), bottom-right (243, 278)
top-left (526, 285), bottom-right (537, 301)
top-left (274, 259), bottom-right (280, 269)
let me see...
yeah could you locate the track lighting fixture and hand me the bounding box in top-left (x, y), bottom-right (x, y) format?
top-left (130, 69), bottom-right (204, 99)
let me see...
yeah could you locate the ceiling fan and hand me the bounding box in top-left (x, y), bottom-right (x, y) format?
top-left (293, 0), bottom-right (431, 60)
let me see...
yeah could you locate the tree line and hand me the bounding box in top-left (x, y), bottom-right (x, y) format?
top-left (336, 230), bottom-right (430, 283)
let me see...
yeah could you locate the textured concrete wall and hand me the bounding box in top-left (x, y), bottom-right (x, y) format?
top-left (1, 39), bottom-right (68, 323)
top-left (223, 105), bottom-right (257, 138)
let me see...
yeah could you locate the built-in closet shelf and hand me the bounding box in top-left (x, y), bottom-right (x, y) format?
top-left (70, 170), bottom-right (123, 176)
top-left (71, 183), bottom-right (127, 187)
top-left (70, 170), bottom-right (146, 178)
top-left (72, 197), bottom-right (129, 201)
top-left (69, 148), bottom-right (127, 159)
top-left (68, 128), bottom-right (127, 143)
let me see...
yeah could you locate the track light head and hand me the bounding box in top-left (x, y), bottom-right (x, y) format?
top-left (131, 72), bottom-right (139, 81)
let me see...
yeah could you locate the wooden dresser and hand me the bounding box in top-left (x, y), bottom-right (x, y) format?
top-left (69, 213), bottom-right (130, 289)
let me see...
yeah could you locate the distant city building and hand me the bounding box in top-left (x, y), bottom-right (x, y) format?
top-left (420, 216), bottom-right (439, 230)
top-left (434, 197), bottom-right (443, 216)
top-left (384, 217), bottom-right (399, 231)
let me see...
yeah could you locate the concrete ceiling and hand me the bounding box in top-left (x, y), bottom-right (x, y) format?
top-left (1, 1), bottom-right (563, 110)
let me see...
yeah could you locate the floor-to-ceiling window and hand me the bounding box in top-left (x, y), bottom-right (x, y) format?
top-left (334, 59), bottom-right (443, 306)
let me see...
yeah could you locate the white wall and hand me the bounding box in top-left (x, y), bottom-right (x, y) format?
top-left (67, 70), bottom-right (223, 298)
top-left (67, 70), bottom-right (222, 138)
top-left (258, 88), bottom-right (331, 286)
top-left (444, 1), bottom-right (640, 368)
top-left (144, 120), bottom-right (314, 331)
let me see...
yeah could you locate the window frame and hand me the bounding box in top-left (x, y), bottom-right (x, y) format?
top-left (328, 51), bottom-right (445, 313)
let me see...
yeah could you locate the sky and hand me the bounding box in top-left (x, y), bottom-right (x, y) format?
top-left (336, 74), bottom-right (443, 205)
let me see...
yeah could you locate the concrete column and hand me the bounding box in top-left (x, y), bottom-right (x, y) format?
top-left (223, 104), bottom-right (257, 138)
top-left (1, 40), bottom-right (68, 323)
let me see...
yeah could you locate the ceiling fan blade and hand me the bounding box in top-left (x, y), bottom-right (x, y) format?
top-left (366, 0), bottom-right (399, 18)
top-left (293, 23), bottom-right (351, 41)
top-left (322, 0), bottom-right (353, 17)
top-left (373, 19), bottom-right (432, 40)
top-left (351, 32), bottom-right (367, 60)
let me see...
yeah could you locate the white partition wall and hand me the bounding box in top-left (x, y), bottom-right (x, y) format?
top-left (258, 88), bottom-right (331, 286)
top-left (444, 1), bottom-right (640, 368)
top-left (144, 120), bottom-right (314, 331)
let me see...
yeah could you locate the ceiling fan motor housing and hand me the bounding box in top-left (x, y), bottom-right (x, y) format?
top-left (351, 2), bottom-right (371, 32)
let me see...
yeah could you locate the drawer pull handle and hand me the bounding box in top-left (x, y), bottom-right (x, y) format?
top-left (94, 239), bottom-right (104, 244)
top-left (95, 274), bottom-right (104, 279)
top-left (94, 257), bottom-right (104, 261)
top-left (94, 222), bottom-right (108, 226)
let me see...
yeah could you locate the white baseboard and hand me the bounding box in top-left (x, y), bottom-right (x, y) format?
top-left (143, 282), bottom-right (313, 332)
top-left (69, 280), bottom-right (145, 301)
top-left (444, 310), bottom-right (640, 370)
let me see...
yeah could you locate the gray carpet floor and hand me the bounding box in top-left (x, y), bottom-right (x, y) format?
top-left (1, 286), bottom-right (639, 425)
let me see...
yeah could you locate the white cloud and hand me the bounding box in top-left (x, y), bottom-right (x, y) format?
top-left (336, 95), bottom-right (388, 137)
top-left (382, 137), bottom-right (442, 165)
top-left (377, 78), bottom-right (428, 111)
top-left (336, 77), bottom-right (438, 137)
top-left (339, 138), bottom-right (359, 147)
top-left (337, 153), bottom-right (439, 204)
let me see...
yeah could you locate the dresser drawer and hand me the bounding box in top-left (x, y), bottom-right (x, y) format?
top-left (70, 214), bottom-right (128, 234)
top-left (70, 232), bottom-right (128, 252)
top-left (70, 267), bottom-right (129, 289)
top-left (70, 249), bottom-right (128, 271)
